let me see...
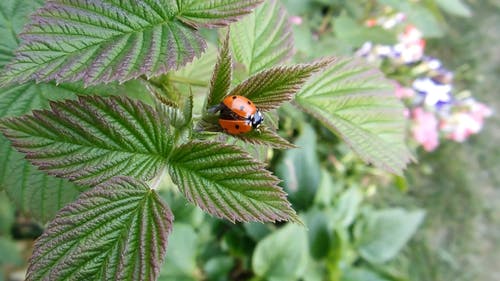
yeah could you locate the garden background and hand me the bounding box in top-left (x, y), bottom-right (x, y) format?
top-left (0, 0), bottom-right (499, 281)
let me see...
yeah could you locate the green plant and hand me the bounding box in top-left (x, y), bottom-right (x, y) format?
top-left (0, 1), bottom-right (414, 280)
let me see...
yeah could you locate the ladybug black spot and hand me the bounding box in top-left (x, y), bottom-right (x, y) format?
top-left (247, 101), bottom-right (251, 105)
top-left (235, 124), bottom-right (240, 129)
top-left (232, 96), bottom-right (237, 99)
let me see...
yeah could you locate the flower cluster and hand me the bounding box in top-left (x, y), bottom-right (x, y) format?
top-left (357, 13), bottom-right (492, 151)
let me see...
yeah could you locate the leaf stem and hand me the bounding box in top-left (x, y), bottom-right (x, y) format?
top-left (149, 169), bottom-right (167, 190)
top-left (168, 75), bottom-right (208, 87)
top-left (318, 8), bottom-right (334, 35)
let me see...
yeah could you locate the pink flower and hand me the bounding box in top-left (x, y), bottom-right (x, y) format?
top-left (441, 113), bottom-right (480, 142)
top-left (365, 18), bottom-right (378, 27)
top-left (289, 16), bottom-right (303, 25)
top-left (470, 102), bottom-right (493, 123)
top-left (395, 25), bottom-right (426, 63)
top-left (394, 83), bottom-right (415, 99)
top-left (400, 25), bottom-right (425, 45)
top-left (412, 108), bottom-right (439, 151)
top-left (441, 102), bottom-right (492, 142)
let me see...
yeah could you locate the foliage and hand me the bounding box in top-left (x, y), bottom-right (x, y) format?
top-left (0, 0), bottom-right (487, 281)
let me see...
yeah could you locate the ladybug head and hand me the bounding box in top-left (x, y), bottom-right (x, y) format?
top-left (250, 110), bottom-right (264, 128)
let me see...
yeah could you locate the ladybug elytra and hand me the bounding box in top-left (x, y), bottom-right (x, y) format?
top-left (217, 95), bottom-right (263, 135)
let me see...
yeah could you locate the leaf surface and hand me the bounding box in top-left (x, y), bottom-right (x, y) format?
top-left (276, 124), bottom-right (320, 210)
top-left (355, 208), bottom-right (425, 264)
top-left (159, 223), bottom-right (199, 281)
top-left (0, 0), bottom-right (44, 68)
top-left (179, 0), bottom-right (264, 28)
top-left (0, 95), bottom-right (172, 186)
top-left (168, 141), bottom-right (299, 223)
top-left (295, 58), bottom-right (412, 174)
top-left (435, 0), bottom-right (472, 17)
top-left (0, 0), bottom-right (207, 86)
top-left (230, 58), bottom-right (333, 111)
top-left (0, 83), bottom-right (104, 222)
top-left (25, 176), bottom-right (173, 281)
top-left (207, 31), bottom-right (232, 108)
top-left (252, 224), bottom-right (309, 281)
top-left (233, 127), bottom-right (295, 149)
top-left (230, 0), bottom-right (294, 75)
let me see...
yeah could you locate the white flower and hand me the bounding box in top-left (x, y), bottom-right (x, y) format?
top-left (412, 78), bottom-right (452, 106)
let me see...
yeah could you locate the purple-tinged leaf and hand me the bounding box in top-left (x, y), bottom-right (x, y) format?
top-left (0, 80), bottom-right (138, 223)
top-left (25, 176), bottom-right (173, 281)
top-left (229, 57), bottom-right (335, 111)
top-left (0, 0), bottom-right (206, 87)
top-left (178, 0), bottom-right (264, 28)
top-left (230, 127), bottom-right (296, 149)
top-left (295, 57), bottom-right (413, 175)
top-left (0, 95), bottom-right (173, 186)
top-left (168, 141), bottom-right (300, 223)
top-left (207, 30), bottom-right (233, 108)
top-left (0, 0), bottom-right (45, 69)
top-left (230, 0), bottom-right (294, 76)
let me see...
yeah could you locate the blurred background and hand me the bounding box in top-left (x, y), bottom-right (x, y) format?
top-left (1, 0), bottom-right (499, 281)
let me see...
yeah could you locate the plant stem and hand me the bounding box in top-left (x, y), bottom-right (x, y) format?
top-left (318, 8), bottom-right (334, 36)
top-left (150, 169), bottom-right (166, 190)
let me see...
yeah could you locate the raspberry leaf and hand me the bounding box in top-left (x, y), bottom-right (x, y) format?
top-left (178, 0), bottom-right (264, 28)
top-left (0, 81), bottom-right (137, 224)
top-left (168, 141), bottom-right (300, 223)
top-left (0, 96), bottom-right (173, 186)
top-left (230, 127), bottom-right (296, 149)
top-left (25, 176), bottom-right (173, 281)
top-left (229, 57), bottom-right (334, 111)
top-left (230, 0), bottom-right (294, 76)
top-left (295, 57), bottom-right (413, 174)
top-left (0, 0), bottom-right (263, 87)
top-left (207, 30), bottom-right (232, 108)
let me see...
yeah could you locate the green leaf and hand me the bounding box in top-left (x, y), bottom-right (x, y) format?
top-left (0, 72), bottom-right (150, 222)
top-left (341, 268), bottom-right (390, 281)
top-left (333, 186), bottom-right (363, 228)
top-left (231, 126), bottom-right (296, 149)
top-left (276, 124), bottom-right (321, 210)
top-left (0, 95), bottom-right (173, 186)
top-left (159, 223), bottom-right (200, 281)
top-left (252, 224), bottom-right (309, 281)
top-left (203, 256), bottom-right (234, 281)
top-left (0, 0), bottom-right (44, 68)
top-left (207, 30), bottom-right (232, 108)
top-left (378, 0), bottom-right (444, 37)
top-left (295, 58), bottom-right (412, 175)
top-left (230, 0), bottom-right (294, 75)
top-left (435, 0), bottom-right (472, 17)
top-left (0, 237), bottom-right (23, 267)
top-left (305, 209), bottom-right (332, 260)
top-left (355, 208), bottom-right (425, 264)
top-left (168, 141), bottom-right (299, 223)
top-left (230, 58), bottom-right (334, 111)
top-left (0, 83), bottom-right (101, 222)
top-left (0, 192), bottom-right (14, 235)
top-left (334, 13), bottom-right (397, 46)
top-left (3, 159), bottom-right (84, 223)
top-left (171, 43), bottom-right (217, 97)
top-left (0, 0), bottom-right (208, 87)
top-left (313, 169), bottom-right (341, 207)
top-left (25, 176), bottom-right (173, 281)
top-left (178, 0), bottom-right (264, 28)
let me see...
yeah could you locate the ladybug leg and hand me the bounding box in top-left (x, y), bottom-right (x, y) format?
top-left (208, 103), bottom-right (223, 114)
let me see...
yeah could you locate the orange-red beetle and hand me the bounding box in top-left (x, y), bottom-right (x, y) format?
top-left (217, 95), bottom-right (263, 135)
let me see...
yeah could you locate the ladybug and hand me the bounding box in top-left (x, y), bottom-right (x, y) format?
top-left (217, 95), bottom-right (263, 135)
